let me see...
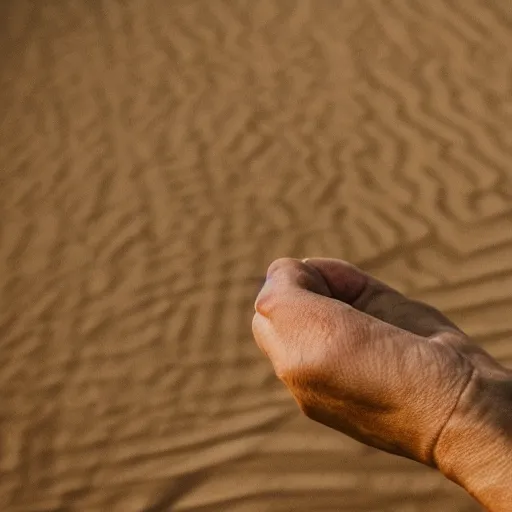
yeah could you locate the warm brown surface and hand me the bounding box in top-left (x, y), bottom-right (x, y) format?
top-left (1, 1), bottom-right (512, 511)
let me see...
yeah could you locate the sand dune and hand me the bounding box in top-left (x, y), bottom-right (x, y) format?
top-left (1, 0), bottom-right (511, 510)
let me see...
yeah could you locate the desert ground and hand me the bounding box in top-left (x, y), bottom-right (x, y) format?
top-left (1, 1), bottom-right (511, 511)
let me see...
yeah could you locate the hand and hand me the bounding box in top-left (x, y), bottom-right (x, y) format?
top-left (252, 258), bottom-right (512, 510)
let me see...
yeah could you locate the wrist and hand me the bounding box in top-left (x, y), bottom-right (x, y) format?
top-left (434, 364), bottom-right (512, 511)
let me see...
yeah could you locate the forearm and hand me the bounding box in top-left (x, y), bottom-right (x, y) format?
top-left (435, 365), bottom-right (512, 511)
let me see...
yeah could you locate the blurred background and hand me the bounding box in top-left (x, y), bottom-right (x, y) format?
top-left (1, 1), bottom-right (512, 511)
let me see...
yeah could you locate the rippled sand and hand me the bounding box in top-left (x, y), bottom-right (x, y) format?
top-left (1, 1), bottom-right (511, 510)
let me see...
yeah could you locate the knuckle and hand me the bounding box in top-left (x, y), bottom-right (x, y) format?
top-left (268, 257), bottom-right (298, 274)
top-left (428, 331), bottom-right (467, 347)
top-left (254, 288), bottom-right (276, 317)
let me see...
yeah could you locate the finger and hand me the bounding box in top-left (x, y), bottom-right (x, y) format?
top-left (303, 257), bottom-right (463, 338)
top-left (252, 313), bottom-right (292, 378)
top-left (253, 257), bottom-right (344, 370)
top-left (254, 257), bottom-right (332, 319)
top-left (253, 257), bottom-right (393, 372)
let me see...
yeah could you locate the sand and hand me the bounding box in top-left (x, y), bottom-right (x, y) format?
top-left (0, 1), bottom-right (511, 510)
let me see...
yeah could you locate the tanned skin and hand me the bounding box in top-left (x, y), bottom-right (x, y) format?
top-left (253, 258), bottom-right (512, 511)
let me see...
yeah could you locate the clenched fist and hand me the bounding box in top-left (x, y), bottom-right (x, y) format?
top-left (252, 257), bottom-right (512, 511)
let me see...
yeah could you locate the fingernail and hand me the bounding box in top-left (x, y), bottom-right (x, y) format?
top-left (302, 258), bottom-right (309, 264)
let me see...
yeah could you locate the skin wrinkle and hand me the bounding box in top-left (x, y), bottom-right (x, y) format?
top-left (253, 257), bottom-right (512, 511)
top-left (431, 358), bottom-right (478, 468)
